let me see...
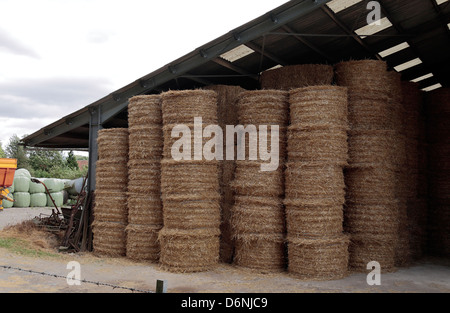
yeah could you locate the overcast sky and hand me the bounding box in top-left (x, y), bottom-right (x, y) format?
top-left (0, 0), bottom-right (287, 152)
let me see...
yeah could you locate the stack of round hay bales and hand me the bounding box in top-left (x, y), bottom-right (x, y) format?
top-left (260, 64), bottom-right (334, 90)
top-left (231, 90), bottom-right (288, 273)
top-left (336, 60), bottom-right (399, 273)
top-left (426, 87), bottom-right (450, 257)
top-left (203, 85), bottom-right (245, 263)
top-left (387, 71), bottom-right (410, 267)
top-left (285, 86), bottom-right (350, 280)
top-left (92, 128), bottom-right (129, 257)
top-left (126, 95), bottom-right (163, 261)
top-left (401, 81), bottom-right (428, 260)
top-left (159, 89), bottom-right (221, 272)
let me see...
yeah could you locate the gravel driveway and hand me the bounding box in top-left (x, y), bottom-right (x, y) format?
top-left (0, 207), bottom-right (55, 230)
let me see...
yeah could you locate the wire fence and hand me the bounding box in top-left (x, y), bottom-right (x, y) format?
top-left (0, 265), bottom-right (154, 293)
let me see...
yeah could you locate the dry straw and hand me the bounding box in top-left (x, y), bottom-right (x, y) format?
top-left (158, 227), bottom-right (220, 273)
top-left (128, 95), bottom-right (162, 127)
top-left (92, 221), bottom-right (127, 257)
top-left (125, 224), bottom-right (161, 261)
top-left (287, 234), bottom-right (349, 281)
top-left (233, 233), bottom-right (286, 273)
top-left (237, 90), bottom-right (289, 125)
top-left (161, 89), bottom-right (218, 125)
top-left (289, 86), bottom-right (348, 129)
top-left (260, 64), bottom-right (334, 90)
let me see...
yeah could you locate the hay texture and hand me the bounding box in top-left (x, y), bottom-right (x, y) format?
top-left (93, 128), bottom-right (129, 257)
top-left (159, 89), bottom-right (221, 272)
top-left (260, 64), bottom-right (334, 90)
top-left (230, 90), bottom-right (289, 272)
top-left (287, 235), bottom-right (349, 280)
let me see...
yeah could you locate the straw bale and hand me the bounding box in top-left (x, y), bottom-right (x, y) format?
top-left (158, 227), bottom-right (220, 273)
top-left (347, 97), bottom-right (396, 131)
top-left (232, 197), bottom-right (285, 234)
top-left (395, 204), bottom-right (411, 267)
top-left (426, 87), bottom-right (450, 115)
top-left (127, 95), bottom-right (162, 127)
top-left (232, 161), bottom-right (284, 197)
top-left (344, 167), bottom-right (397, 204)
top-left (335, 60), bottom-right (389, 95)
top-left (285, 205), bottom-right (343, 237)
top-left (401, 81), bottom-right (423, 113)
top-left (162, 199), bottom-right (221, 230)
top-left (126, 224), bottom-right (161, 261)
top-left (426, 115), bottom-right (450, 144)
top-left (160, 159), bottom-right (219, 197)
top-left (233, 233), bottom-right (286, 272)
top-left (428, 170), bottom-right (450, 199)
top-left (344, 202), bottom-right (399, 236)
top-left (92, 221), bottom-right (127, 257)
top-left (203, 85), bottom-right (244, 128)
top-left (161, 89), bottom-right (218, 125)
top-left (237, 90), bottom-right (289, 126)
top-left (289, 86), bottom-right (348, 129)
top-left (128, 125), bottom-right (163, 159)
top-left (260, 64), bottom-right (334, 90)
top-left (287, 234), bottom-right (349, 280)
top-left (93, 194), bottom-right (128, 223)
top-left (348, 234), bottom-right (396, 273)
top-left (284, 162), bottom-right (346, 202)
top-left (287, 127), bottom-right (348, 166)
top-left (387, 70), bottom-right (403, 103)
top-left (428, 143), bottom-right (450, 170)
top-left (347, 130), bottom-right (402, 168)
top-left (127, 194), bottom-right (163, 225)
top-left (97, 128), bottom-right (129, 160)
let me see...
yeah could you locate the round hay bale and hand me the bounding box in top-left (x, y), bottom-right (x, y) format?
top-left (160, 159), bottom-right (219, 197)
top-left (237, 90), bottom-right (289, 126)
top-left (347, 96), bottom-right (396, 131)
top-left (260, 64), bottom-right (334, 90)
top-left (128, 125), bottom-right (163, 159)
top-left (13, 176), bottom-right (30, 192)
top-left (426, 87), bottom-right (450, 115)
top-left (13, 192), bottom-right (30, 207)
top-left (348, 233), bottom-right (397, 273)
top-left (127, 194), bottom-right (163, 225)
top-left (344, 167), bottom-right (397, 204)
top-left (2, 193), bottom-right (13, 208)
top-left (287, 234), bottom-right (349, 280)
top-left (93, 193), bottom-right (128, 223)
top-left (347, 130), bottom-right (401, 168)
top-left (29, 179), bottom-right (46, 194)
top-left (92, 221), bottom-right (127, 257)
top-left (233, 233), bottom-right (286, 272)
top-left (402, 81), bottom-right (423, 113)
top-left (232, 161), bottom-right (284, 197)
top-left (387, 70), bottom-right (403, 103)
top-left (344, 202), bottom-right (399, 236)
top-left (428, 143), bottom-right (450, 171)
top-left (97, 128), bottom-right (129, 160)
top-left (161, 89), bottom-right (218, 125)
top-left (287, 126), bottom-right (348, 166)
top-left (335, 60), bottom-right (389, 95)
top-left (203, 85), bottom-right (244, 128)
top-left (284, 162), bottom-right (346, 203)
top-left (30, 193), bottom-right (47, 207)
top-left (232, 196), bottom-right (285, 234)
top-left (162, 198), bottom-right (221, 230)
top-left (285, 205), bottom-right (343, 237)
top-left (127, 95), bottom-right (162, 128)
top-left (126, 224), bottom-right (161, 261)
top-left (158, 227), bottom-right (220, 273)
top-left (289, 86), bottom-right (348, 129)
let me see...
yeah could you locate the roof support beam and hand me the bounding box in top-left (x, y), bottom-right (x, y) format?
top-left (212, 57), bottom-right (259, 79)
top-left (244, 41), bottom-right (288, 66)
top-left (320, 5), bottom-right (382, 61)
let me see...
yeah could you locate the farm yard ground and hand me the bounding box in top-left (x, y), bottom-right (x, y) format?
top-left (0, 207), bottom-right (449, 293)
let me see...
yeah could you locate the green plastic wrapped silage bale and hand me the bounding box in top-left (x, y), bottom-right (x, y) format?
top-left (8, 180), bottom-right (14, 193)
top-left (47, 191), bottom-right (64, 207)
top-left (29, 178), bottom-right (46, 194)
top-left (13, 176), bottom-right (30, 192)
top-left (2, 193), bottom-right (14, 208)
top-left (15, 168), bottom-right (31, 179)
top-left (43, 178), bottom-right (64, 192)
top-left (30, 193), bottom-right (47, 207)
top-left (13, 192), bottom-right (31, 207)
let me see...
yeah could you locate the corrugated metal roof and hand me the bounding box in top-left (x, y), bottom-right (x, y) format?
top-left (22, 0), bottom-right (450, 149)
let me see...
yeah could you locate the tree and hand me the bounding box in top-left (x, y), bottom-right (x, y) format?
top-left (5, 134), bottom-right (30, 169)
top-left (0, 142), bottom-right (6, 158)
top-left (66, 150), bottom-right (79, 170)
top-left (28, 148), bottom-right (65, 173)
